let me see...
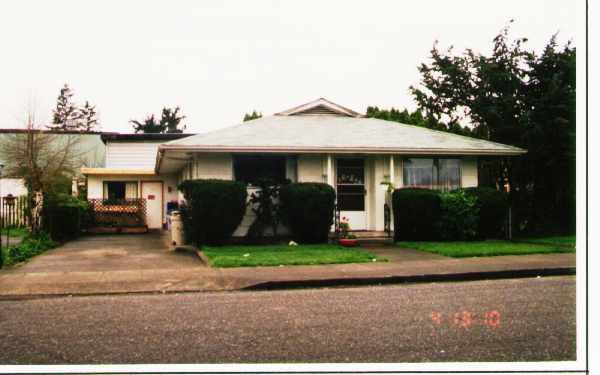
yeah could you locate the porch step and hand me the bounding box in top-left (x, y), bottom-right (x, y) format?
top-left (351, 231), bottom-right (390, 239)
top-left (355, 237), bottom-right (394, 245)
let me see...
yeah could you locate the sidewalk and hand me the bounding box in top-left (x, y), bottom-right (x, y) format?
top-left (0, 249), bottom-right (575, 299)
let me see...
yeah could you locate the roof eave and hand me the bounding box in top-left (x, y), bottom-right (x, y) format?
top-left (158, 144), bottom-right (527, 156)
top-left (81, 167), bottom-right (157, 176)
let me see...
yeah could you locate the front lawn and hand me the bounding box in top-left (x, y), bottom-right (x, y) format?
top-left (397, 240), bottom-right (575, 258)
top-left (514, 235), bottom-right (576, 248)
top-left (202, 244), bottom-right (385, 268)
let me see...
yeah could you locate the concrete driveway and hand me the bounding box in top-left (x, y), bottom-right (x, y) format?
top-left (5, 232), bottom-right (202, 274)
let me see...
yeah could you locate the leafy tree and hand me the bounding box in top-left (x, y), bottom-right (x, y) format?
top-left (1, 109), bottom-right (83, 233)
top-left (521, 36), bottom-right (576, 233)
top-left (243, 110), bottom-right (262, 122)
top-left (409, 21), bottom-right (575, 234)
top-left (131, 107), bottom-right (187, 133)
top-left (160, 107), bottom-right (186, 133)
top-left (130, 114), bottom-right (163, 133)
top-left (365, 106), bottom-right (474, 137)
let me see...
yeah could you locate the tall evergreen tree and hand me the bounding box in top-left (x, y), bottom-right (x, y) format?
top-left (77, 101), bottom-right (98, 131)
top-left (48, 83), bottom-right (99, 131)
top-left (49, 83), bottom-right (79, 130)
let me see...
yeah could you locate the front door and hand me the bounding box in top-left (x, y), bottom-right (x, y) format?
top-left (141, 181), bottom-right (163, 229)
top-left (336, 158), bottom-right (367, 230)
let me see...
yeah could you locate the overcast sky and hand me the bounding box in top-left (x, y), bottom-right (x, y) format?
top-left (0, 0), bottom-right (576, 134)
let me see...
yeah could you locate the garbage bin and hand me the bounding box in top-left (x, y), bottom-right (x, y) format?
top-left (170, 210), bottom-right (185, 248)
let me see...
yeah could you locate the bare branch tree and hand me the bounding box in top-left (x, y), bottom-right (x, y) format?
top-left (0, 108), bottom-right (84, 232)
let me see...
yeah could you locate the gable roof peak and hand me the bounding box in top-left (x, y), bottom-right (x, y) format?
top-left (275, 98), bottom-right (363, 117)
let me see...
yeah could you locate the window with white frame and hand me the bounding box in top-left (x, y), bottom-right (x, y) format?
top-left (403, 158), bottom-right (461, 191)
top-left (103, 181), bottom-right (138, 200)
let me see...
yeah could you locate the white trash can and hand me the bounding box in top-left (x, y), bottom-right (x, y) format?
top-left (170, 211), bottom-right (185, 248)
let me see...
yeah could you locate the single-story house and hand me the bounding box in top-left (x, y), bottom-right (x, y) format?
top-left (83, 98), bottom-right (526, 234)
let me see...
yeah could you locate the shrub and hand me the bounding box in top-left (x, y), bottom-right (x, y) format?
top-left (437, 189), bottom-right (479, 240)
top-left (464, 187), bottom-right (509, 239)
top-left (279, 183), bottom-right (336, 243)
top-left (5, 231), bottom-right (57, 265)
top-left (178, 179), bottom-right (248, 246)
top-left (392, 188), bottom-right (441, 241)
top-left (42, 193), bottom-right (89, 242)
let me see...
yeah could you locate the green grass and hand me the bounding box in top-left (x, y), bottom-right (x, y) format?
top-left (514, 235), bottom-right (575, 248)
top-left (396, 240), bottom-right (575, 258)
top-left (202, 244), bottom-right (386, 268)
top-left (1, 227), bottom-right (29, 237)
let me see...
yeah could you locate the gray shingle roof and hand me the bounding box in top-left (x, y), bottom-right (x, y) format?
top-left (161, 115), bottom-right (526, 155)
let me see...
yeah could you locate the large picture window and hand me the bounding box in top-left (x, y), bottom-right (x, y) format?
top-left (233, 155), bottom-right (288, 185)
top-left (103, 181), bottom-right (138, 200)
top-left (403, 158), bottom-right (461, 191)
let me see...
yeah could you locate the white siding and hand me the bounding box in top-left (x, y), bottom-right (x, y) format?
top-left (461, 157), bottom-right (478, 188)
top-left (191, 153), bottom-right (233, 180)
top-left (297, 155), bottom-right (324, 182)
top-left (106, 141), bottom-right (163, 169)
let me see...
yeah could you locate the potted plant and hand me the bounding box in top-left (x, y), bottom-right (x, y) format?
top-left (338, 217), bottom-right (358, 247)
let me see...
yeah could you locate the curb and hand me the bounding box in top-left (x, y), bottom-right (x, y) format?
top-left (243, 267), bottom-right (576, 290)
top-left (0, 267), bottom-right (575, 301)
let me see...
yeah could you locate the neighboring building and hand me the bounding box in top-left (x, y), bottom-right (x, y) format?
top-left (0, 129), bottom-right (107, 196)
top-left (84, 98), bottom-right (526, 234)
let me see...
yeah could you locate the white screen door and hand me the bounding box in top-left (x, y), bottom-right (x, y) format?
top-left (141, 182), bottom-right (163, 229)
top-left (336, 158), bottom-right (367, 230)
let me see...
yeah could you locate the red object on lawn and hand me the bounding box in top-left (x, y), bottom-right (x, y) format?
top-left (338, 238), bottom-right (358, 247)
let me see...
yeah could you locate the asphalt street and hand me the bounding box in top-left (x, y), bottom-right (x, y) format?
top-left (0, 276), bottom-right (576, 364)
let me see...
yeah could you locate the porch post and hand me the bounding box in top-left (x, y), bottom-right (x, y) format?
top-left (326, 154), bottom-right (334, 187)
top-left (389, 155), bottom-right (395, 186)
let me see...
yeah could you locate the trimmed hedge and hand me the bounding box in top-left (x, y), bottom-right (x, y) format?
top-left (464, 187), bottom-right (509, 239)
top-left (437, 189), bottom-right (479, 240)
top-left (392, 187), bottom-right (508, 241)
top-left (392, 188), bottom-right (441, 241)
top-left (178, 179), bottom-right (247, 246)
top-left (279, 182), bottom-right (336, 243)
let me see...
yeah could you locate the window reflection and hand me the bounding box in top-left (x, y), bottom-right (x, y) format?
top-left (403, 158), bottom-right (461, 191)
